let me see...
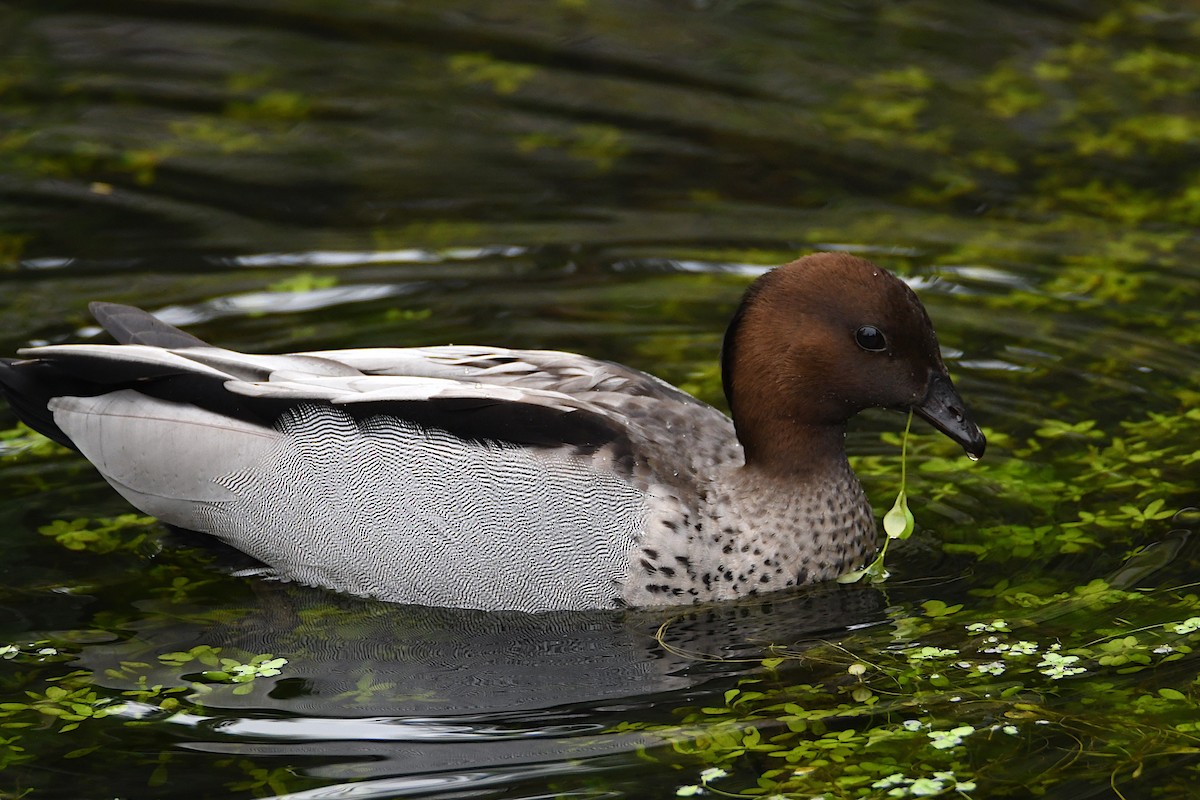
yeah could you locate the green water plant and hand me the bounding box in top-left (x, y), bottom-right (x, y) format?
top-left (840, 412), bottom-right (916, 585)
top-left (0, 639), bottom-right (302, 795)
top-left (157, 646), bottom-right (288, 696)
top-left (38, 514), bottom-right (155, 554)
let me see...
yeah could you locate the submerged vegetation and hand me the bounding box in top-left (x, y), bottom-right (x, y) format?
top-left (648, 575), bottom-right (1200, 798)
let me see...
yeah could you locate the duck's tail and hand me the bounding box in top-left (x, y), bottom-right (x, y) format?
top-left (0, 357), bottom-right (81, 449)
top-left (1, 303), bottom-right (207, 450)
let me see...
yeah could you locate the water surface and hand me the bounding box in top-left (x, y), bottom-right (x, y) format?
top-left (1, 1), bottom-right (1198, 798)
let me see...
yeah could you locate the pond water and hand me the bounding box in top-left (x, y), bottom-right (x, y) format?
top-left (1, 1), bottom-right (1198, 798)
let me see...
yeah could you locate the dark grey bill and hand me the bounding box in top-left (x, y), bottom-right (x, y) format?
top-left (913, 372), bottom-right (986, 460)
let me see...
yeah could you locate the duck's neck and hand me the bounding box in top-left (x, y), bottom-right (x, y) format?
top-left (737, 420), bottom-right (851, 483)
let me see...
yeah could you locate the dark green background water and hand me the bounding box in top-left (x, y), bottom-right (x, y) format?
top-left (1, 1), bottom-right (1198, 798)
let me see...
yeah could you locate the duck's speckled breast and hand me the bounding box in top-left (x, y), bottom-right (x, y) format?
top-left (614, 397), bottom-right (878, 606)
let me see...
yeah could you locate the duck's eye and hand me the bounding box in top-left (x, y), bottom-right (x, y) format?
top-left (855, 325), bottom-right (887, 352)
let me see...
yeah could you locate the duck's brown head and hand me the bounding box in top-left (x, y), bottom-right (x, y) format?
top-left (721, 253), bottom-right (985, 475)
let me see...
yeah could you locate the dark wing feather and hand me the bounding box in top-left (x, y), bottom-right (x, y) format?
top-left (89, 302), bottom-right (209, 348)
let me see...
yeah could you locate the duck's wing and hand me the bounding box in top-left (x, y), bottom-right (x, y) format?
top-left (90, 300), bottom-right (697, 405)
top-left (304, 346), bottom-right (705, 408)
top-left (13, 341), bottom-right (632, 453)
top-left (10, 303), bottom-right (734, 467)
top-left (8, 302), bottom-right (732, 464)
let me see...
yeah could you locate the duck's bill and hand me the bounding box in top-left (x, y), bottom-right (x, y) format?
top-left (912, 372), bottom-right (986, 460)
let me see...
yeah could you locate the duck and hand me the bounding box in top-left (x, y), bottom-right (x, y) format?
top-left (0, 253), bottom-right (985, 612)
